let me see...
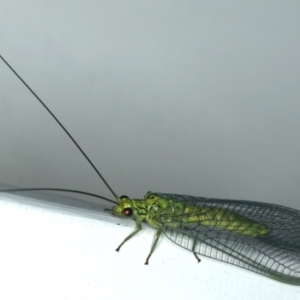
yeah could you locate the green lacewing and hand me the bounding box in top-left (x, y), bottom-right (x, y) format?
top-left (1, 55), bottom-right (299, 285)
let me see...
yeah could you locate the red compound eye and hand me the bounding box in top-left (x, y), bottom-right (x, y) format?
top-left (123, 208), bottom-right (133, 217)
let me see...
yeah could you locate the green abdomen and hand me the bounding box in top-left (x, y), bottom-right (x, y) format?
top-left (182, 205), bottom-right (271, 237)
top-left (157, 201), bottom-right (271, 237)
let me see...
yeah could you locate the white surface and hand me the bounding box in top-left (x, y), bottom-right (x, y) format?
top-left (0, 1), bottom-right (300, 299)
top-left (0, 192), bottom-right (299, 300)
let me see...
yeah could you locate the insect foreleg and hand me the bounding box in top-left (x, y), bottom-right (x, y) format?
top-left (115, 221), bottom-right (142, 252)
top-left (144, 229), bottom-right (162, 265)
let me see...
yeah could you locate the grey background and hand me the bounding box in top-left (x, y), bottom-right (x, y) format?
top-left (1, 1), bottom-right (300, 209)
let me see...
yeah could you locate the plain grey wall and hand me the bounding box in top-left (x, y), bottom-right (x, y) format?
top-left (1, 1), bottom-right (300, 209)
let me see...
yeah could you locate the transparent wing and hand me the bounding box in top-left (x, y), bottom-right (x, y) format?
top-left (155, 193), bottom-right (300, 285)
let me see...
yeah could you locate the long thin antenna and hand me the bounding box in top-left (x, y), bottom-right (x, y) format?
top-left (0, 55), bottom-right (118, 200)
top-left (0, 188), bottom-right (117, 205)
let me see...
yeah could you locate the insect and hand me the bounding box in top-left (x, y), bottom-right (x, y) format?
top-left (1, 55), bottom-right (300, 285)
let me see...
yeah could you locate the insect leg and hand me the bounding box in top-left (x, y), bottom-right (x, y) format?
top-left (192, 238), bottom-right (201, 263)
top-left (144, 229), bottom-right (162, 265)
top-left (115, 221), bottom-right (142, 252)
